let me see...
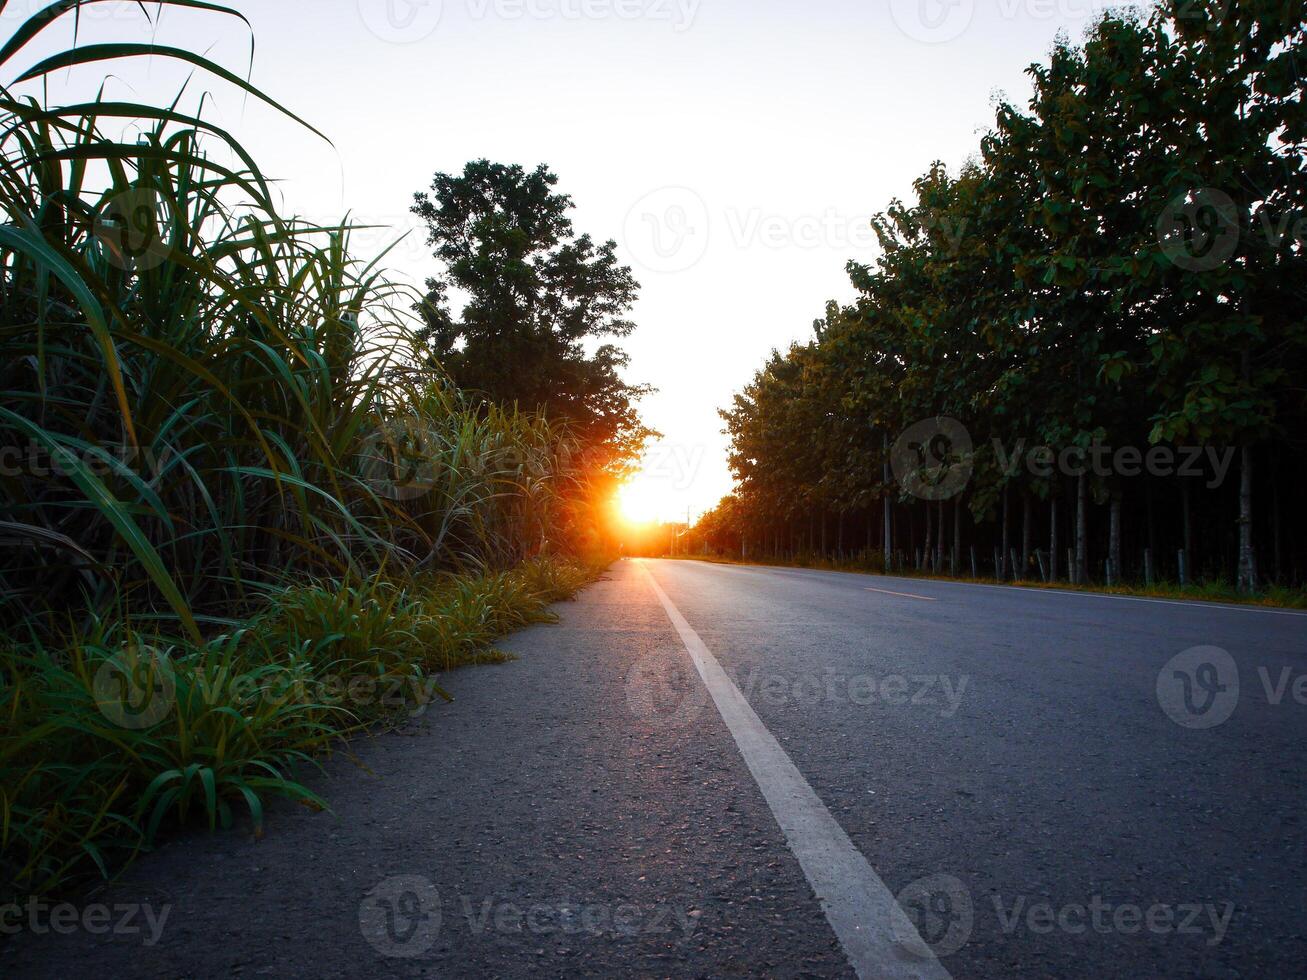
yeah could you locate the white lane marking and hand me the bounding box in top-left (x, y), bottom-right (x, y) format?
top-left (637, 562), bottom-right (951, 980)
top-left (865, 587), bottom-right (938, 601)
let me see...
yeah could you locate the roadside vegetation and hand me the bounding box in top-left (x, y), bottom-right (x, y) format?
top-left (0, 3), bottom-right (637, 907)
top-left (697, 0), bottom-right (1305, 600)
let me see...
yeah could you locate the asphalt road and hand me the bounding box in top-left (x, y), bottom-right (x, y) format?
top-left (5, 558), bottom-right (1305, 978)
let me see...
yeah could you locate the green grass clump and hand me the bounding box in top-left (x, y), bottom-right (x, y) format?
top-left (0, 2), bottom-right (617, 918)
top-left (0, 557), bottom-right (602, 908)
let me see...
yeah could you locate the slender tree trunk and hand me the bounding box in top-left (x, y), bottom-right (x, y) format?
top-left (820, 510), bottom-right (827, 557)
top-left (924, 503), bottom-right (933, 572)
top-left (1021, 492), bottom-right (1032, 581)
top-left (1146, 478), bottom-right (1158, 569)
top-left (1271, 459), bottom-right (1282, 584)
top-left (1181, 479), bottom-right (1193, 579)
top-left (882, 435), bottom-right (892, 570)
top-left (1109, 490), bottom-right (1121, 585)
top-left (1075, 472), bottom-right (1088, 585)
top-left (953, 497), bottom-right (962, 574)
top-left (1237, 443), bottom-right (1257, 592)
top-left (1050, 493), bottom-right (1059, 581)
top-left (936, 499), bottom-right (944, 571)
top-left (1000, 487), bottom-right (1010, 580)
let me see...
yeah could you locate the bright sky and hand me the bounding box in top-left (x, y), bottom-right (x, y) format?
top-left (11, 0), bottom-right (1129, 522)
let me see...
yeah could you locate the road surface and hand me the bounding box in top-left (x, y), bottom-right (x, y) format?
top-left (5, 558), bottom-right (1305, 977)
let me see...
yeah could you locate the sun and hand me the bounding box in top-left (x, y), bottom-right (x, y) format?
top-left (616, 476), bottom-right (666, 525)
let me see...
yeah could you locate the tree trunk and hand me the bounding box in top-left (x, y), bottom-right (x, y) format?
top-left (1109, 490), bottom-right (1121, 585)
top-left (1237, 443), bottom-right (1257, 592)
top-left (882, 435), bottom-right (893, 570)
top-left (1021, 493), bottom-right (1032, 581)
top-left (1146, 478), bottom-right (1157, 568)
top-left (1181, 479), bottom-right (1193, 578)
top-left (1050, 493), bottom-right (1059, 581)
top-left (1000, 487), bottom-right (1010, 580)
top-left (924, 503), bottom-right (933, 572)
top-left (1271, 459), bottom-right (1282, 584)
top-left (953, 497), bottom-right (962, 575)
top-left (1075, 472), bottom-right (1088, 585)
top-left (936, 499), bottom-right (945, 571)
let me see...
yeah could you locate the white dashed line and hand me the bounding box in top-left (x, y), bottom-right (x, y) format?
top-left (864, 587), bottom-right (938, 601)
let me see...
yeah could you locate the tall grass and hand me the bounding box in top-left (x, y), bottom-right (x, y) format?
top-left (0, 2), bottom-right (607, 909)
top-left (0, 1), bottom-right (581, 636)
top-left (1, 558), bottom-right (599, 905)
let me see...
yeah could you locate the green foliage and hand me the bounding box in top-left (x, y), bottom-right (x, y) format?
top-left (0, 1), bottom-right (615, 911)
top-left (412, 160), bottom-right (655, 479)
top-left (0, 557), bottom-right (600, 905)
top-left (710, 1), bottom-right (1306, 588)
top-left (0, 3), bottom-right (594, 634)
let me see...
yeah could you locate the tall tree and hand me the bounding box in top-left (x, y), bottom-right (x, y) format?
top-left (699, 1), bottom-right (1307, 592)
top-left (412, 160), bottom-right (653, 477)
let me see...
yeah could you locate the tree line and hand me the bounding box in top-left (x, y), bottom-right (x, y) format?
top-left (694, 0), bottom-right (1306, 592)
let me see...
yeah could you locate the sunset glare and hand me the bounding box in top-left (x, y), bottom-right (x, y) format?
top-left (616, 472), bottom-right (673, 525)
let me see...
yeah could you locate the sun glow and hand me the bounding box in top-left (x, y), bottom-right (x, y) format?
top-left (616, 475), bottom-right (669, 525)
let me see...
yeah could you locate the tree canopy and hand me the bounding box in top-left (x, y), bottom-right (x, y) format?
top-left (698, 1), bottom-right (1306, 592)
top-left (412, 160), bottom-right (653, 479)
